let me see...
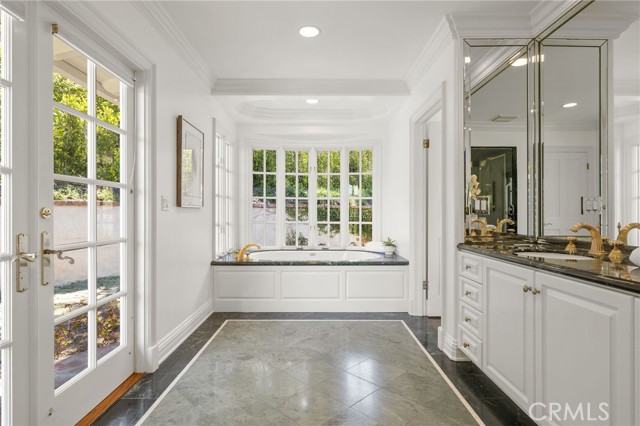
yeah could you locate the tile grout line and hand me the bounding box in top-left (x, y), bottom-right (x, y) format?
top-left (132, 319), bottom-right (230, 426)
top-left (400, 320), bottom-right (486, 426)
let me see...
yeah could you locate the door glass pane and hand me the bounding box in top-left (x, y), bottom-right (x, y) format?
top-left (0, 87), bottom-right (3, 165)
top-left (96, 65), bottom-right (121, 128)
top-left (53, 38), bottom-right (88, 114)
top-left (0, 262), bottom-right (4, 340)
top-left (54, 181), bottom-right (88, 245)
top-left (54, 248), bottom-right (88, 318)
top-left (96, 126), bottom-right (120, 182)
top-left (97, 244), bottom-right (121, 300)
top-left (55, 312), bottom-right (89, 389)
top-left (0, 350), bottom-right (3, 426)
top-left (97, 186), bottom-right (121, 241)
top-left (53, 109), bottom-right (88, 177)
top-left (97, 298), bottom-right (121, 361)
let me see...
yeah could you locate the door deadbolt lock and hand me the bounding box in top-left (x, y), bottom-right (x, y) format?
top-left (40, 207), bottom-right (52, 219)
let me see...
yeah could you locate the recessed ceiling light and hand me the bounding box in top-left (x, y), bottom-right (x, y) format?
top-left (562, 102), bottom-right (578, 108)
top-left (511, 57), bottom-right (528, 67)
top-left (299, 26), bottom-right (320, 38)
top-left (305, 99), bottom-right (319, 105)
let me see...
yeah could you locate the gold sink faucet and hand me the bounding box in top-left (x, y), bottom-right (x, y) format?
top-left (569, 222), bottom-right (605, 257)
top-left (471, 219), bottom-right (488, 236)
top-left (236, 243), bottom-right (261, 261)
top-left (496, 218), bottom-right (515, 233)
top-left (616, 222), bottom-right (640, 245)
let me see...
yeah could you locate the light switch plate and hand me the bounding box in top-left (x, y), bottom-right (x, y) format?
top-left (161, 195), bottom-right (169, 211)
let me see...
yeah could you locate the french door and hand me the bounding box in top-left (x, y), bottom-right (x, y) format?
top-left (36, 25), bottom-right (135, 426)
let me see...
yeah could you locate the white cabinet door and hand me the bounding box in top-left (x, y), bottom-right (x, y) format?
top-left (483, 259), bottom-right (536, 409)
top-left (535, 272), bottom-right (635, 426)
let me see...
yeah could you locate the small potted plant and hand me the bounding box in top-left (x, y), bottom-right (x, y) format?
top-left (382, 237), bottom-right (397, 257)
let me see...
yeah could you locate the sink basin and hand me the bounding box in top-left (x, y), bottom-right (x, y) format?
top-left (516, 252), bottom-right (592, 261)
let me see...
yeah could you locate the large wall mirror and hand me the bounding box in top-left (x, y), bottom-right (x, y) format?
top-left (463, 1), bottom-right (640, 245)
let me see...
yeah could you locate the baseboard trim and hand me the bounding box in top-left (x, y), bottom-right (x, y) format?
top-left (156, 299), bottom-right (214, 366)
top-left (439, 327), bottom-right (469, 361)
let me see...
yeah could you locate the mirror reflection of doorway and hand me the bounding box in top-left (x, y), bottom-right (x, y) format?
top-left (471, 147), bottom-right (517, 229)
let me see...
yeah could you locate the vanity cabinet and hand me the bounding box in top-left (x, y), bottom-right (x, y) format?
top-left (458, 251), bottom-right (637, 426)
top-left (483, 258), bottom-right (536, 410)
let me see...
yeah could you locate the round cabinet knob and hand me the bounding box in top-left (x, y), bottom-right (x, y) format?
top-left (531, 288), bottom-right (540, 295)
top-left (463, 342), bottom-right (470, 348)
top-left (464, 317), bottom-right (471, 323)
top-left (464, 290), bottom-right (472, 296)
top-left (465, 265), bottom-right (472, 270)
top-left (522, 285), bottom-right (532, 293)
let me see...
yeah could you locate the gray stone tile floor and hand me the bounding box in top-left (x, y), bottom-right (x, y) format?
top-left (94, 313), bottom-right (537, 426)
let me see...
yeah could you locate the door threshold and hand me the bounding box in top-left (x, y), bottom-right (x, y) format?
top-left (75, 372), bottom-right (144, 426)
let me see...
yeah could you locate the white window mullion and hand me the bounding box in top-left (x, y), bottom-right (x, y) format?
top-left (309, 149), bottom-right (318, 247)
top-left (340, 148), bottom-right (349, 248)
top-left (276, 148), bottom-right (285, 248)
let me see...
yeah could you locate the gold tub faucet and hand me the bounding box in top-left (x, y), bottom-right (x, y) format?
top-left (569, 222), bottom-right (605, 257)
top-left (616, 222), bottom-right (640, 245)
top-left (236, 243), bottom-right (261, 261)
top-left (496, 218), bottom-right (515, 233)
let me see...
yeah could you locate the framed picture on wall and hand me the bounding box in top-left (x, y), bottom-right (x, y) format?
top-left (177, 115), bottom-right (204, 208)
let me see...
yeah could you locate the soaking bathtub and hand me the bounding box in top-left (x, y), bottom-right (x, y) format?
top-left (211, 249), bottom-right (410, 312)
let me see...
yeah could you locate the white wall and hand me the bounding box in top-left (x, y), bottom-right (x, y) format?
top-left (382, 36), bottom-right (465, 358)
top-left (90, 2), bottom-right (236, 361)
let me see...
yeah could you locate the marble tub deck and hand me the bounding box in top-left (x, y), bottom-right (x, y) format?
top-left (135, 320), bottom-right (479, 426)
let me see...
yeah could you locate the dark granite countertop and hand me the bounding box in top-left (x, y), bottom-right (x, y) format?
top-left (458, 242), bottom-right (640, 295)
top-left (211, 250), bottom-right (409, 266)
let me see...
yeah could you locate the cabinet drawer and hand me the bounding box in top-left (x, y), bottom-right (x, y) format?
top-left (459, 327), bottom-right (482, 367)
top-left (459, 277), bottom-right (483, 311)
top-left (459, 302), bottom-right (483, 339)
top-left (459, 252), bottom-right (483, 282)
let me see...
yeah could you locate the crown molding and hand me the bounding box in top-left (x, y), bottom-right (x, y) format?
top-left (212, 79), bottom-right (409, 96)
top-left (468, 120), bottom-right (598, 132)
top-left (529, 0), bottom-right (583, 36)
top-left (469, 45), bottom-right (525, 90)
top-left (404, 17), bottom-right (455, 89)
top-left (614, 102), bottom-right (640, 122)
top-left (448, 13), bottom-right (532, 39)
top-left (551, 13), bottom-right (638, 39)
top-left (131, 0), bottom-right (215, 89)
top-left (235, 102), bottom-right (387, 122)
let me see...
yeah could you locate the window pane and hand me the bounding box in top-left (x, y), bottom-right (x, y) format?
top-left (285, 199), bottom-right (296, 222)
top-left (54, 181), bottom-right (88, 246)
top-left (297, 224), bottom-right (309, 246)
top-left (265, 198), bottom-right (277, 221)
top-left (252, 174), bottom-right (264, 197)
top-left (330, 151), bottom-right (341, 173)
top-left (97, 186), bottom-right (121, 241)
top-left (362, 199), bottom-right (373, 222)
top-left (252, 150), bottom-right (263, 172)
top-left (265, 224), bottom-right (276, 246)
top-left (285, 175), bottom-right (296, 197)
top-left (330, 224), bottom-right (341, 245)
top-left (252, 198), bottom-right (265, 221)
top-left (97, 298), bottom-right (121, 361)
top-left (298, 152), bottom-right (309, 173)
top-left (317, 176), bottom-right (328, 196)
top-left (362, 224), bottom-right (373, 244)
top-left (53, 38), bottom-right (88, 114)
top-left (285, 224), bottom-right (296, 246)
top-left (349, 175), bottom-right (360, 196)
top-left (265, 175), bottom-right (277, 197)
top-left (349, 151), bottom-right (360, 173)
top-left (97, 244), bottom-right (121, 300)
top-left (55, 312), bottom-right (89, 389)
top-left (362, 174), bottom-right (373, 197)
top-left (317, 200), bottom-right (328, 222)
top-left (96, 65), bottom-right (121, 128)
top-left (349, 224), bottom-right (360, 246)
top-left (362, 149), bottom-right (373, 173)
top-left (265, 150), bottom-right (277, 173)
top-left (330, 200), bottom-right (341, 222)
top-left (297, 176), bottom-right (308, 197)
top-left (298, 202), bottom-right (308, 221)
top-left (96, 126), bottom-right (120, 182)
top-left (0, 175), bottom-right (6, 255)
top-left (317, 151), bottom-right (328, 173)
top-left (0, 88), bottom-right (3, 166)
top-left (330, 176), bottom-right (341, 198)
top-left (54, 247), bottom-right (88, 318)
top-left (53, 109), bottom-right (87, 177)
top-left (285, 151), bottom-right (296, 173)
top-left (317, 224), bottom-right (328, 246)
top-left (252, 223), bottom-right (264, 245)
top-left (349, 199), bottom-right (360, 222)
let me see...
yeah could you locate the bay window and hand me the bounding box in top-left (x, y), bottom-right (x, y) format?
top-left (249, 146), bottom-right (376, 248)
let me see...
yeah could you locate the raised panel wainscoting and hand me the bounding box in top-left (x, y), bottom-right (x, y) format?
top-left (212, 265), bottom-right (408, 312)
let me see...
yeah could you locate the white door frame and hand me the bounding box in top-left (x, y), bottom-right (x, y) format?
top-left (409, 82), bottom-right (446, 317)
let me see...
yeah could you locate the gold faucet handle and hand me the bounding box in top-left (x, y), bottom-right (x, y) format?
top-left (565, 237), bottom-right (578, 255)
top-left (608, 240), bottom-right (625, 265)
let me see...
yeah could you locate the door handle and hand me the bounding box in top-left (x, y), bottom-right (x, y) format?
top-left (43, 249), bottom-right (75, 265)
top-left (14, 233), bottom-right (36, 292)
top-left (12, 252), bottom-right (37, 263)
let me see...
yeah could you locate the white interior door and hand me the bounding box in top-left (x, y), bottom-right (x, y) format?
top-left (425, 112), bottom-right (442, 316)
top-left (35, 27), bottom-right (135, 426)
top-left (543, 149), bottom-right (591, 235)
top-left (0, 11), bottom-right (31, 426)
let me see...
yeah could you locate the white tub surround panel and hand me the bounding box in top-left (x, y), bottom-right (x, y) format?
top-left (635, 298), bottom-right (640, 425)
top-left (213, 265), bottom-right (408, 312)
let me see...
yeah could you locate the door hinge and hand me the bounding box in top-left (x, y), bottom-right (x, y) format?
top-left (423, 138), bottom-right (430, 149)
top-left (423, 280), bottom-right (428, 290)
top-left (586, 163), bottom-right (590, 170)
